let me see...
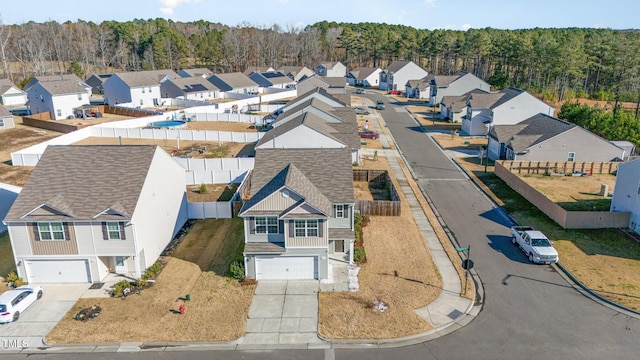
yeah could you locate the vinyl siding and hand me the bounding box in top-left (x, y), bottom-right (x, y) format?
top-left (30, 222), bottom-right (79, 255)
top-left (250, 189), bottom-right (302, 212)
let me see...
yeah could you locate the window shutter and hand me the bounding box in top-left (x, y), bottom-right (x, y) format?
top-left (289, 220), bottom-right (294, 237)
top-left (101, 222), bottom-right (108, 240)
top-left (63, 222), bottom-right (71, 241)
top-left (249, 217), bottom-right (255, 234)
top-left (318, 219), bottom-right (323, 237)
top-left (119, 222), bottom-right (126, 240)
top-left (32, 223), bottom-right (40, 241)
top-left (279, 220), bottom-right (284, 234)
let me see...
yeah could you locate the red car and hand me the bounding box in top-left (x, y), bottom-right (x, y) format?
top-left (359, 130), bottom-right (380, 140)
top-left (388, 90), bottom-right (401, 95)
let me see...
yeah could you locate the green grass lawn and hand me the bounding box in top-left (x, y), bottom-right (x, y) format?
top-left (0, 231), bottom-right (15, 278)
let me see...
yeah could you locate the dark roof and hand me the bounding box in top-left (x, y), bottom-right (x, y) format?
top-left (348, 67), bottom-right (380, 80)
top-left (166, 77), bottom-right (219, 93)
top-left (241, 163), bottom-right (333, 216)
top-left (207, 72), bottom-right (258, 91)
top-left (490, 113), bottom-right (576, 152)
top-left (4, 146), bottom-right (158, 222)
top-left (249, 71), bottom-right (292, 87)
top-left (247, 148), bottom-right (354, 205)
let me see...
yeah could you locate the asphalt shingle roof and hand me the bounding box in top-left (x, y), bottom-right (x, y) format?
top-left (115, 70), bottom-right (179, 88)
top-left (441, 89), bottom-right (488, 111)
top-left (208, 72), bottom-right (258, 91)
top-left (490, 113), bottom-right (576, 152)
top-left (166, 77), bottom-right (219, 93)
top-left (180, 68), bottom-right (213, 77)
top-left (348, 67), bottom-right (379, 80)
top-left (4, 145), bottom-right (158, 222)
top-left (0, 79), bottom-right (21, 94)
top-left (38, 79), bottom-right (89, 95)
top-left (257, 112), bottom-right (345, 148)
top-left (385, 60), bottom-right (411, 73)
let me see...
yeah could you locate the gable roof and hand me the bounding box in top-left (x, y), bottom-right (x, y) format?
top-left (165, 77), bottom-right (219, 93)
top-left (278, 66), bottom-right (310, 76)
top-left (24, 74), bottom-right (86, 91)
top-left (87, 74), bottom-right (112, 84)
top-left (0, 79), bottom-right (23, 94)
top-left (490, 113), bottom-right (576, 152)
top-left (179, 68), bottom-right (213, 78)
top-left (249, 71), bottom-right (292, 87)
top-left (241, 163), bottom-right (333, 216)
top-left (207, 72), bottom-right (258, 91)
top-left (4, 145), bottom-right (158, 222)
top-left (407, 74), bottom-right (435, 89)
top-left (467, 87), bottom-right (524, 109)
top-left (37, 79), bottom-right (89, 96)
top-left (286, 87), bottom-right (346, 109)
top-left (257, 112), bottom-right (345, 148)
top-left (114, 69), bottom-right (179, 88)
top-left (385, 60), bottom-right (412, 73)
top-left (441, 89), bottom-right (489, 112)
top-left (433, 71), bottom-right (468, 87)
top-left (0, 104), bottom-right (11, 117)
top-left (246, 148), bottom-right (354, 205)
top-left (348, 67), bottom-right (380, 80)
top-left (243, 66), bottom-right (275, 75)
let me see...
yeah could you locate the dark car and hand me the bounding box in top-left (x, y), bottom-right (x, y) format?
top-left (355, 88), bottom-right (366, 94)
top-left (375, 100), bottom-right (385, 110)
top-left (359, 130), bottom-right (380, 140)
top-left (353, 107), bottom-right (370, 115)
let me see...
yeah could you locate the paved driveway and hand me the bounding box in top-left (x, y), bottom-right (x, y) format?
top-left (0, 284), bottom-right (88, 349)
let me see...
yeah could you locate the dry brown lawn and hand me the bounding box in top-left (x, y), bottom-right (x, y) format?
top-left (432, 134), bottom-right (487, 152)
top-left (71, 137), bottom-right (254, 159)
top-left (47, 219), bottom-right (253, 343)
top-left (54, 113), bottom-right (132, 127)
top-left (186, 183), bottom-right (239, 203)
top-left (319, 155), bottom-right (442, 339)
top-left (0, 122), bottom-right (61, 162)
top-left (0, 163), bottom-right (33, 187)
top-left (518, 173), bottom-right (616, 204)
top-left (187, 121), bottom-right (259, 132)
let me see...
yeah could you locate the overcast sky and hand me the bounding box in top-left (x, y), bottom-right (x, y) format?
top-left (2, 0), bottom-right (638, 30)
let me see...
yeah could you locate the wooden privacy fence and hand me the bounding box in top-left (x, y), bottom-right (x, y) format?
top-left (353, 169), bottom-right (401, 216)
top-left (500, 160), bottom-right (620, 175)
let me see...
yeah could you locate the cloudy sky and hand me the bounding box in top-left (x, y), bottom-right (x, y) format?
top-left (2, 0), bottom-right (638, 30)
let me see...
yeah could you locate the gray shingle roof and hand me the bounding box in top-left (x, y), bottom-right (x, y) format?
top-left (441, 89), bottom-right (488, 112)
top-left (278, 66), bottom-right (309, 76)
top-left (4, 145), bottom-right (158, 222)
top-left (247, 148), bottom-right (354, 206)
top-left (24, 74), bottom-right (84, 91)
top-left (490, 113), bottom-right (576, 152)
top-left (434, 71), bottom-right (468, 87)
top-left (207, 72), bottom-right (258, 91)
top-left (385, 60), bottom-right (412, 73)
top-left (38, 79), bottom-right (89, 96)
top-left (241, 163), bottom-right (333, 216)
top-left (166, 77), bottom-right (219, 93)
top-left (257, 112), bottom-right (345, 148)
top-left (322, 76), bottom-right (346, 87)
top-left (243, 66), bottom-right (275, 75)
top-left (286, 87), bottom-right (347, 108)
top-left (115, 70), bottom-right (179, 88)
top-left (0, 79), bottom-right (21, 94)
top-left (180, 68), bottom-right (213, 77)
top-left (348, 67), bottom-right (379, 80)
top-left (0, 104), bottom-right (12, 117)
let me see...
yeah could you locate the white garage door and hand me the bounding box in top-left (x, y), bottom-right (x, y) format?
top-left (25, 259), bottom-right (91, 283)
top-left (255, 256), bottom-right (317, 280)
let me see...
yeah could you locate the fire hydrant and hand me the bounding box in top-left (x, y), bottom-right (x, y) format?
top-left (179, 304), bottom-right (185, 315)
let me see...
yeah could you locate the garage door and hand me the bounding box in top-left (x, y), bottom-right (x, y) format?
top-left (25, 259), bottom-right (91, 283)
top-left (255, 256), bottom-right (317, 280)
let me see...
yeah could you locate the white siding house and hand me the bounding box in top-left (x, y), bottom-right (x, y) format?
top-left (27, 80), bottom-right (91, 120)
top-left (379, 60), bottom-right (428, 92)
top-left (315, 61), bottom-right (346, 78)
top-left (3, 145), bottom-right (188, 283)
top-left (103, 69), bottom-right (179, 106)
top-left (429, 71), bottom-right (491, 105)
top-left (0, 79), bottom-right (27, 106)
top-left (160, 77), bottom-right (220, 100)
top-left (346, 67), bottom-right (382, 87)
top-left (207, 72), bottom-right (259, 94)
top-left (611, 159), bottom-right (640, 234)
top-left (178, 68), bottom-right (213, 78)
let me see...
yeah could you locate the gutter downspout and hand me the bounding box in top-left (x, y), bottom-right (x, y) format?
top-left (130, 222), bottom-right (142, 279)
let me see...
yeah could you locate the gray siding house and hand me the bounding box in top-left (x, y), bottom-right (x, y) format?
top-left (207, 72), bottom-right (259, 94)
top-left (611, 158), bottom-right (640, 234)
top-left (4, 145), bottom-right (188, 283)
top-left (379, 60), bottom-right (428, 92)
top-left (488, 113), bottom-right (626, 161)
top-left (429, 71), bottom-right (491, 105)
top-left (85, 74), bottom-right (113, 94)
top-left (277, 66), bottom-right (315, 83)
top-left (314, 61), bottom-right (347, 78)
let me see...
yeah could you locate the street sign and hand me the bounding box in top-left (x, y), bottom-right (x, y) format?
top-left (455, 247), bottom-right (469, 251)
top-left (462, 259), bottom-right (474, 270)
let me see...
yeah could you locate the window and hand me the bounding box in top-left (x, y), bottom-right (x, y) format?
top-left (148, 87), bottom-right (151, 93)
top-left (334, 205), bottom-right (348, 218)
top-left (77, 94), bottom-right (82, 100)
top-left (142, 88), bottom-right (145, 93)
top-left (255, 217), bottom-right (278, 234)
top-left (38, 222), bottom-right (65, 241)
top-left (56, 109), bottom-right (62, 117)
top-left (294, 220), bottom-right (318, 237)
top-left (0, 119), bottom-right (4, 127)
top-left (106, 222), bottom-right (121, 240)
top-left (140, 99), bottom-right (144, 106)
top-left (567, 152), bottom-right (576, 161)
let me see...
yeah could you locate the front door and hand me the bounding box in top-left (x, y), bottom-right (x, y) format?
top-left (334, 240), bottom-right (345, 253)
top-left (114, 256), bottom-right (127, 274)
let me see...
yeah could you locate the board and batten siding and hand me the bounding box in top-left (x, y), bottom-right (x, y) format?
top-left (250, 189), bottom-right (302, 212)
top-left (286, 219), bottom-right (327, 248)
top-left (29, 222), bottom-right (78, 255)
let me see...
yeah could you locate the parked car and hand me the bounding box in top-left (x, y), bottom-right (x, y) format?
top-left (359, 130), bottom-right (380, 140)
top-left (388, 90), bottom-right (401, 95)
top-left (353, 107), bottom-right (370, 115)
top-left (356, 88), bottom-right (366, 94)
top-left (0, 286), bottom-right (43, 323)
top-left (375, 100), bottom-right (385, 110)
top-left (510, 226), bottom-right (558, 264)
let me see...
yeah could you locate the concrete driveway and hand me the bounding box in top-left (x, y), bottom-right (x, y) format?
top-left (0, 284), bottom-right (88, 350)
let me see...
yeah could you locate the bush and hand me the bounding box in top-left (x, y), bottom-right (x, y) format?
top-left (142, 260), bottom-right (164, 280)
top-left (229, 259), bottom-right (245, 281)
top-left (6, 271), bottom-right (25, 288)
top-left (354, 246), bottom-right (366, 263)
top-left (112, 280), bottom-right (133, 298)
top-left (198, 184), bottom-right (207, 193)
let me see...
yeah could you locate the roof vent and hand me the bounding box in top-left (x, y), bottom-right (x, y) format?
top-left (282, 190), bottom-right (290, 198)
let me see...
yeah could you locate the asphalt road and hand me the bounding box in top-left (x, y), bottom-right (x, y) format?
top-left (7, 94), bottom-right (639, 360)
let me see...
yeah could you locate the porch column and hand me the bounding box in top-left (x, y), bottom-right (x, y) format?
top-left (349, 239), bottom-right (354, 265)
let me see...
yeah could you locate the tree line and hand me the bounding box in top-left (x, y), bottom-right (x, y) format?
top-left (1, 19), bottom-right (639, 103)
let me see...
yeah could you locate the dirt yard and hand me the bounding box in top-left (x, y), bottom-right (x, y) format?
top-left (47, 219), bottom-right (254, 343)
top-left (186, 183), bottom-right (239, 203)
top-left (517, 173), bottom-right (616, 210)
top-left (187, 121), bottom-right (259, 132)
top-left (319, 155), bottom-right (442, 339)
top-left (432, 134), bottom-right (487, 152)
top-left (71, 137), bottom-right (255, 159)
top-left (354, 181), bottom-right (391, 201)
top-left (54, 113), bottom-right (133, 127)
top-left (0, 121), bottom-right (61, 162)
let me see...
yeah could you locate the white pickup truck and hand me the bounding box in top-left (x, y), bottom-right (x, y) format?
top-left (510, 226), bottom-right (559, 264)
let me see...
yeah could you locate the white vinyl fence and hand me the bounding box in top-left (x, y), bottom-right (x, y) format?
top-left (90, 127), bottom-right (264, 143)
top-left (176, 157), bottom-right (254, 185)
top-left (186, 167), bottom-right (250, 219)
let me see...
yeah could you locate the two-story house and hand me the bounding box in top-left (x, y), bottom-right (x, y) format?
top-left (3, 145), bottom-right (188, 283)
top-left (314, 61), bottom-right (346, 78)
top-left (296, 75), bottom-right (346, 96)
top-left (346, 67), bottom-right (382, 87)
top-left (379, 60), bottom-right (428, 92)
top-left (428, 71), bottom-right (491, 105)
top-left (239, 147), bottom-right (355, 280)
top-left (85, 74), bottom-right (113, 94)
top-left (277, 66), bottom-right (315, 83)
top-left (160, 76), bottom-right (220, 100)
top-left (178, 68), bottom-right (213, 78)
top-left (462, 87), bottom-right (555, 136)
top-left (27, 79), bottom-right (91, 120)
top-left (207, 72), bottom-right (259, 94)
top-left (248, 71), bottom-right (297, 89)
top-left (103, 69), bottom-right (179, 106)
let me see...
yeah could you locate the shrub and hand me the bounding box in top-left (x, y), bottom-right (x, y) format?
top-left (112, 280), bottom-right (133, 298)
top-left (142, 260), bottom-right (164, 280)
top-left (6, 271), bottom-right (25, 287)
top-left (198, 184), bottom-right (207, 193)
top-left (229, 259), bottom-right (245, 281)
top-left (354, 246), bottom-right (366, 263)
